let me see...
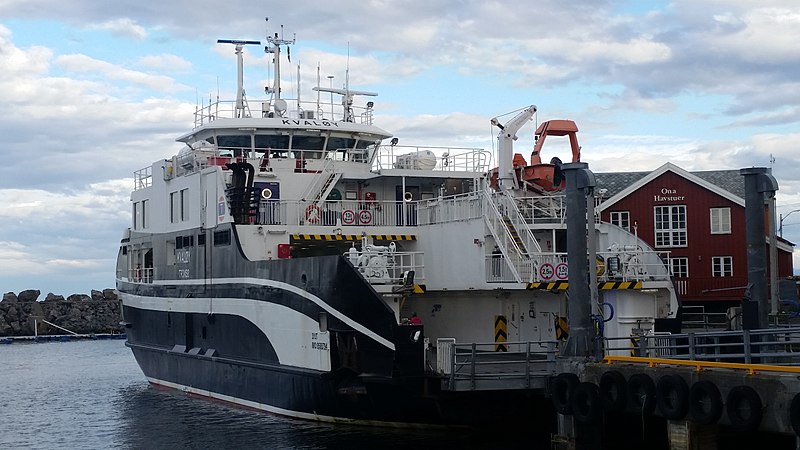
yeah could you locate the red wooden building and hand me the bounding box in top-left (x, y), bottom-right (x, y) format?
top-left (595, 163), bottom-right (793, 311)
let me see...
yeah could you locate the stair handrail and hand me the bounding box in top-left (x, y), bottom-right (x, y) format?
top-left (482, 188), bottom-right (524, 282)
top-left (301, 157), bottom-right (336, 202)
top-left (493, 191), bottom-right (542, 254)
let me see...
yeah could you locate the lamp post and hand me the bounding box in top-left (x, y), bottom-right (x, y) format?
top-left (779, 209), bottom-right (800, 237)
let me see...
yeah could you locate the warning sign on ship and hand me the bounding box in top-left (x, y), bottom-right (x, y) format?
top-left (358, 209), bottom-right (372, 225)
top-left (341, 209), bottom-right (356, 225)
top-left (539, 263), bottom-right (555, 281)
top-left (555, 263), bottom-right (569, 280)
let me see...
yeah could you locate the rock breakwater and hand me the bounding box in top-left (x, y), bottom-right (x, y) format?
top-left (0, 289), bottom-right (123, 336)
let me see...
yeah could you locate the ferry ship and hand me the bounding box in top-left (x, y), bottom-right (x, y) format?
top-left (116, 26), bottom-right (680, 426)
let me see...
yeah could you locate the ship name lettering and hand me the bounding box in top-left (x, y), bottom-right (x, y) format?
top-left (176, 250), bottom-right (191, 264)
top-left (178, 269), bottom-right (190, 278)
top-left (311, 342), bottom-right (328, 350)
top-left (281, 119), bottom-right (338, 127)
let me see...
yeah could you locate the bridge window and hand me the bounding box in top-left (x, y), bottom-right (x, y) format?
top-left (291, 135), bottom-right (326, 159)
top-left (255, 135), bottom-right (290, 157)
top-left (217, 135), bottom-right (251, 157)
top-left (654, 205), bottom-right (687, 247)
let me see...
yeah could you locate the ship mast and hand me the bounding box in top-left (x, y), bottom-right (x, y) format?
top-left (216, 39), bottom-right (261, 118)
top-left (264, 19), bottom-right (296, 115)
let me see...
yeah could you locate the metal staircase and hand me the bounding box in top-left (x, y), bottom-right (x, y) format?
top-left (483, 188), bottom-right (541, 282)
top-left (301, 159), bottom-right (342, 206)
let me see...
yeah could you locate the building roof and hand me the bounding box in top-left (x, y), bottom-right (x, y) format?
top-left (595, 163), bottom-right (745, 206)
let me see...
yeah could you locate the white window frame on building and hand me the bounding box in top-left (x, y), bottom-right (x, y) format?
top-left (712, 256), bottom-right (733, 277)
top-left (710, 207), bottom-right (731, 234)
top-left (610, 211), bottom-right (630, 231)
top-left (654, 205), bottom-right (687, 247)
top-left (671, 257), bottom-right (689, 278)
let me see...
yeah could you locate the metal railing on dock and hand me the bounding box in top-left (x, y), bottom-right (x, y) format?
top-left (605, 327), bottom-right (800, 365)
top-left (443, 340), bottom-right (558, 391)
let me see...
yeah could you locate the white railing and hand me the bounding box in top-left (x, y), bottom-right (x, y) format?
top-left (134, 166), bottom-right (152, 191)
top-left (492, 191), bottom-right (542, 254)
top-left (128, 267), bottom-right (155, 283)
top-left (482, 191), bottom-right (524, 282)
top-left (373, 145), bottom-right (492, 173)
top-left (416, 193), bottom-right (483, 225)
top-left (344, 248), bottom-right (425, 285)
top-left (194, 98), bottom-right (376, 128)
top-left (516, 194), bottom-right (567, 225)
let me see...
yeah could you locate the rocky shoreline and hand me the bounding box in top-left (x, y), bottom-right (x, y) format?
top-left (0, 289), bottom-right (123, 337)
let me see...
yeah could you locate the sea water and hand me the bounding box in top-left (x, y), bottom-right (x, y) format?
top-left (0, 340), bottom-right (545, 449)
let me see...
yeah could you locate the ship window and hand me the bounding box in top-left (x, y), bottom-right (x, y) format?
top-left (291, 135), bottom-right (326, 159)
top-left (214, 229), bottom-right (231, 246)
top-left (176, 236), bottom-right (183, 250)
top-left (142, 200), bottom-right (149, 228)
top-left (319, 312), bottom-right (328, 332)
top-left (217, 135), bottom-right (251, 157)
top-left (255, 135), bottom-right (290, 156)
top-left (671, 257), bottom-right (689, 278)
top-left (712, 256), bottom-right (733, 277)
top-left (133, 202), bottom-right (139, 229)
top-left (170, 192), bottom-right (177, 223)
top-left (180, 189), bottom-right (188, 222)
top-left (201, 326), bottom-right (207, 340)
top-left (184, 236), bottom-right (193, 247)
top-left (198, 233), bottom-right (206, 246)
top-left (121, 246), bottom-right (128, 255)
top-left (710, 207), bottom-right (731, 234)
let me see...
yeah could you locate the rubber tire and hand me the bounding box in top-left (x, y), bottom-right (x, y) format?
top-left (599, 370), bottom-right (627, 413)
top-left (627, 373), bottom-right (657, 414)
top-left (790, 392), bottom-right (800, 436)
top-left (656, 374), bottom-right (690, 420)
top-left (726, 385), bottom-right (762, 432)
top-left (551, 372), bottom-right (580, 415)
top-left (571, 382), bottom-right (603, 424)
top-left (688, 380), bottom-right (724, 425)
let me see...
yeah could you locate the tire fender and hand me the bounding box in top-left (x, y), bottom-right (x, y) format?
top-left (551, 372), bottom-right (580, 415)
top-left (627, 373), bottom-right (657, 414)
top-left (571, 382), bottom-right (602, 424)
top-left (726, 385), bottom-right (762, 432)
top-left (688, 380), bottom-right (723, 425)
top-left (790, 392), bottom-right (800, 436)
top-left (599, 371), bottom-right (627, 413)
top-left (656, 374), bottom-right (689, 420)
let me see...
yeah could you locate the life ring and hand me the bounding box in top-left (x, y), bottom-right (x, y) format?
top-left (305, 204), bottom-right (321, 224)
top-left (656, 375), bottom-right (689, 420)
top-left (726, 385), bottom-right (762, 431)
top-left (790, 392), bottom-right (800, 436)
top-left (550, 372), bottom-right (580, 415)
top-left (599, 370), bottom-right (627, 413)
top-left (627, 373), bottom-right (657, 414)
top-left (571, 382), bottom-right (602, 424)
top-left (688, 380), bottom-right (723, 425)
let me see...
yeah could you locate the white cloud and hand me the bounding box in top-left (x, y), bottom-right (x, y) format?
top-left (137, 54), bottom-right (193, 72)
top-left (56, 54), bottom-right (190, 92)
top-left (86, 18), bottom-right (147, 40)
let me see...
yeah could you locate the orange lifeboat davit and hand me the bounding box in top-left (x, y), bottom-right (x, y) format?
top-left (520, 119), bottom-right (581, 192)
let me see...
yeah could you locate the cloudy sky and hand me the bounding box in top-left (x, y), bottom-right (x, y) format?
top-left (1, 1), bottom-right (799, 297)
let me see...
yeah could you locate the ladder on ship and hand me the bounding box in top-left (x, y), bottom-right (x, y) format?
top-left (301, 159), bottom-right (342, 211)
top-left (483, 188), bottom-right (541, 282)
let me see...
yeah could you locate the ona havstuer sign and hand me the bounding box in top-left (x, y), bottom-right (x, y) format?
top-left (654, 187), bottom-right (685, 202)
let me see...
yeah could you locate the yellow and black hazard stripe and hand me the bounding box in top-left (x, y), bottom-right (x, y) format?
top-left (494, 315), bottom-right (508, 352)
top-left (527, 281), bottom-right (643, 291)
top-left (371, 234), bottom-right (416, 241)
top-left (291, 234), bottom-right (416, 242)
top-left (526, 281), bottom-right (569, 291)
top-left (554, 316), bottom-right (569, 340)
top-left (599, 281), bottom-right (642, 290)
